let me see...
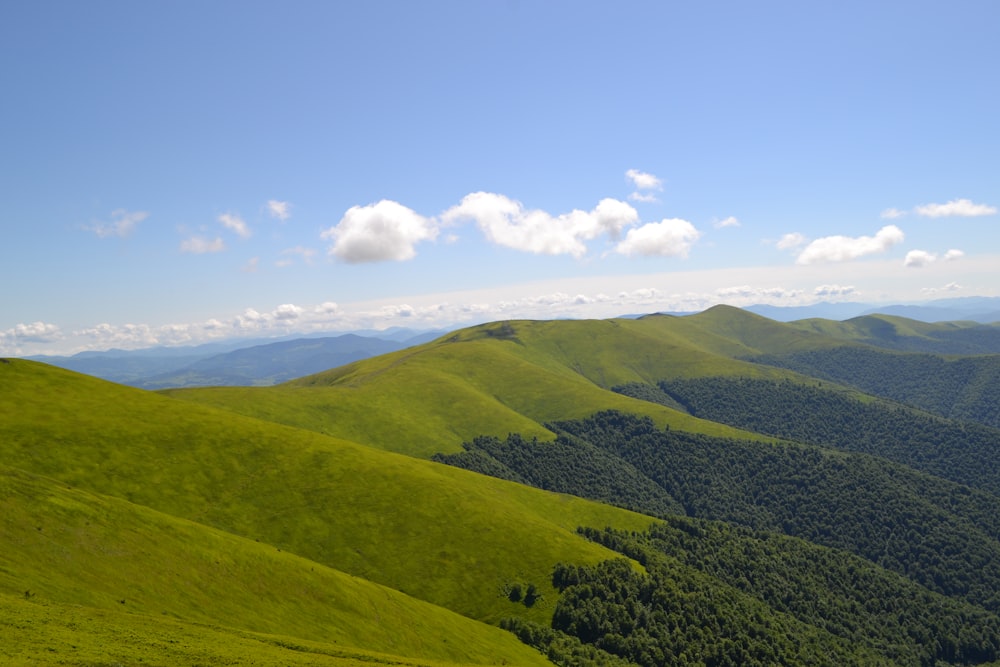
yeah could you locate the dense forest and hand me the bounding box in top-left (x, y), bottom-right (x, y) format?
top-left (650, 377), bottom-right (1000, 496)
top-left (436, 405), bottom-right (1000, 664)
top-left (749, 348), bottom-right (1000, 429)
top-left (437, 411), bottom-right (1000, 612)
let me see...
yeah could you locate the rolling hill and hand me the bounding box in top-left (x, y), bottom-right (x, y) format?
top-left (7, 306), bottom-right (1000, 665)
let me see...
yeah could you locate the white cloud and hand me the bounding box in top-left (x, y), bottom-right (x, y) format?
top-left (615, 218), bottom-right (700, 258)
top-left (715, 285), bottom-right (803, 301)
top-left (180, 236), bottom-right (226, 254)
top-left (914, 198), bottom-right (997, 218)
top-left (315, 301), bottom-right (340, 314)
top-left (273, 303), bottom-right (303, 320)
top-left (880, 208), bottom-right (906, 219)
top-left (625, 169), bottom-right (662, 191)
top-left (814, 284), bottom-right (857, 298)
top-left (219, 213), bottom-right (251, 239)
top-left (88, 209), bottom-right (148, 238)
top-left (795, 225), bottom-right (904, 265)
top-left (904, 249), bottom-right (936, 268)
top-left (442, 192), bottom-right (638, 258)
top-left (76, 322), bottom-right (158, 348)
top-left (714, 216), bottom-right (740, 229)
top-left (625, 169), bottom-right (663, 203)
top-left (322, 200), bottom-right (438, 263)
top-left (921, 282), bottom-right (964, 295)
top-left (267, 200), bottom-right (291, 222)
top-left (776, 232), bottom-right (807, 250)
top-left (944, 249), bottom-right (965, 261)
top-left (2, 321), bottom-right (62, 344)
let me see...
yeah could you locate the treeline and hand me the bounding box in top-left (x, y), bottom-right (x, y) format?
top-left (655, 376), bottom-right (1000, 496)
top-left (750, 347), bottom-right (1000, 429)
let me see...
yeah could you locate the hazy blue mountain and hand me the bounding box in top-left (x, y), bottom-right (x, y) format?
top-left (745, 297), bottom-right (1000, 323)
top-left (28, 329), bottom-right (447, 388)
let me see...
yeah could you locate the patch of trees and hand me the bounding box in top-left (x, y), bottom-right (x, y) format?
top-left (749, 348), bottom-right (1000, 429)
top-left (657, 376), bottom-right (1000, 496)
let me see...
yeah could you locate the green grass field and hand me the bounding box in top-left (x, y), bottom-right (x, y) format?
top-left (0, 357), bottom-right (659, 664)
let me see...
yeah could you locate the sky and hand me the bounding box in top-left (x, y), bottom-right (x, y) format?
top-left (2, 0), bottom-right (998, 356)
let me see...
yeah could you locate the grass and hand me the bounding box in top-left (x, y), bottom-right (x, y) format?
top-left (0, 466), bottom-right (551, 666)
top-left (1, 358), bottom-right (656, 662)
top-left (1, 593), bottom-right (499, 666)
top-left (166, 314), bottom-right (795, 459)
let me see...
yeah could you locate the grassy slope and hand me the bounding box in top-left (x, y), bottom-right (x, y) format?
top-left (167, 313), bottom-right (797, 459)
top-left (0, 465), bottom-right (550, 667)
top-left (787, 313), bottom-right (1000, 352)
top-left (0, 359), bottom-right (654, 641)
top-left (0, 594), bottom-right (488, 667)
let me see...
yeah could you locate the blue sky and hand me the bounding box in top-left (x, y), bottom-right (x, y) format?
top-left (2, 0), bottom-right (998, 355)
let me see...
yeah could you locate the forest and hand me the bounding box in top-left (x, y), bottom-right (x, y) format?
top-left (436, 400), bottom-right (1000, 666)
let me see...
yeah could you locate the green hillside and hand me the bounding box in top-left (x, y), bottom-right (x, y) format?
top-left (0, 358), bottom-right (662, 664)
top-left (165, 314), bottom-right (805, 459)
top-left (9, 307), bottom-right (1000, 665)
top-left (0, 465), bottom-right (549, 666)
top-left (788, 313), bottom-right (1000, 354)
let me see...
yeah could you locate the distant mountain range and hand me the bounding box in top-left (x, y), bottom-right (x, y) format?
top-left (27, 329), bottom-right (445, 388)
top-left (24, 296), bottom-right (1000, 389)
top-left (742, 295), bottom-right (1000, 323)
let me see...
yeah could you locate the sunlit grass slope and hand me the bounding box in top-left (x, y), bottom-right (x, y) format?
top-left (168, 311), bottom-right (803, 458)
top-left (0, 594), bottom-right (498, 667)
top-left (0, 465), bottom-right (551, 666)
top-left (0, 359), bottom-right (654, 635)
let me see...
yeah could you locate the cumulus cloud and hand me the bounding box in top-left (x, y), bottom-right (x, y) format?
top-left (88, 209), bottom-right (148, 238)
top-left (3, 321), bottom-right (62, 343)
top-left (267, 200), bottom-right (291, 222)
top-left (715, 285), bottom-right (803, 301)
top-left (944, 249), bottom-right (965, 261)
top-left (625, 169), bottom-right (663, 203)
top-left (614, 218), bottom-right (700, 258)
top-left (76, 322), bottom-right (158, 348)
top-left (219, 213), bottom-right (251, 239)
top-left (922, 282), bottom-right (964, 295)
top-left (442, 193), bottom-right (638, 258)
top-left (880, 208), bottom-right (906, 220)
top-left (322, 200), bottom-right (438, 263)
top-left (814, 284), bottom-right (857, 298)
top-left (795, 225), bottom-right (904, 265)
top-left (626, 169), bottom-right (662, 191)
top-left (776, 232), bottom-right (807, 250)
top-left (315, 301), bottom-right (339, 314)
top-left (180, 236), bottom-right (226, 254)
top-left (904, 250), bottom-right (936, 268)
top-left (915, 198), bottom-right (997, 218)
top-left (714, 216), bottom-right (740, 229)
top-left (273, 303), bottom-right (303, 320)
